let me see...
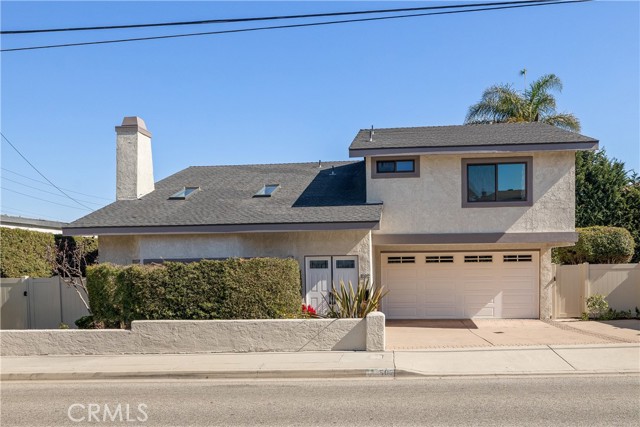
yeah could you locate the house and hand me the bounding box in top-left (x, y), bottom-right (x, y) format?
top-left (1, 214), bottom-right (67, 234)
top-left (64, 117), bottom-right (598, 319)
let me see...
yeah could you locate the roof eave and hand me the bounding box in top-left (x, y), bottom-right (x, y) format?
top-left (62, 221), bottom-right (381, 236)
top-left (348, 141), bottom-right (599, 158)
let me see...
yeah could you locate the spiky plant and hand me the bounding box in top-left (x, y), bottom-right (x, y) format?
top-left (324, 278), bottom-right (388, 319)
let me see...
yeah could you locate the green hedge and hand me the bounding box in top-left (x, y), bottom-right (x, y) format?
top-left (1, 228), bottom-right (54, 277)
top-left (86, 258), bottom-right (302, 327)
top-left (0, 228), bottom-right (98, 278)
top-left (555, 226), bottom-right (635, 264)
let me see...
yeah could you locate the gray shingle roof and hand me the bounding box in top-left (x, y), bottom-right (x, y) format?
top-left (65, 161), bottom-right (381, 232)
top-left (1, 214), bottom-right (67, 230)
top-left (349, 122), bottom-right (598, 154)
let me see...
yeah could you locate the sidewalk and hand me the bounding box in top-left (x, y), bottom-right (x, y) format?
top-left (2, 344), bottom-right (638, 381)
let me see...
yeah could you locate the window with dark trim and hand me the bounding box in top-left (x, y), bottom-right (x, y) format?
top-left (371, 156), bottom-right (420, 179)
top-left (376, 159), bottom-right (415, 174)
top-left (462, 157), bottom-right (533, 207)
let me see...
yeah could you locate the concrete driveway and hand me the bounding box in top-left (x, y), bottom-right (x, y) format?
top-left (386, 319), bottom-right (640, 350)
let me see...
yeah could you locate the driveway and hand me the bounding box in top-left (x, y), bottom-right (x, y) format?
top-left (385, 319), bottom-right (640, 350)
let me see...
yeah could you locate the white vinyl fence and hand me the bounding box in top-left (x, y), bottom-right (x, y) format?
top-left (553, 263), bottom-right (640, 318)
top-left (0, 277), bottom-right (89, 329)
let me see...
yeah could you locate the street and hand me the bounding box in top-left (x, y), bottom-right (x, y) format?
top-left (2, 376), bottom-right (639, 426)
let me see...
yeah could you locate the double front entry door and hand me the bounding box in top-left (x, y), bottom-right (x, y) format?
top-left (304, 255), bottom-right (359, 315)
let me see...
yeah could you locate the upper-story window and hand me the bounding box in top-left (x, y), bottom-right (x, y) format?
top-left (461, 157), bottom-right (533, 207)
top-left (371, 156), bottom-right (420, 179)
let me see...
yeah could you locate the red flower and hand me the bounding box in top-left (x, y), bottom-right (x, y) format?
top-left (301, 304), bottom-right (317, 316)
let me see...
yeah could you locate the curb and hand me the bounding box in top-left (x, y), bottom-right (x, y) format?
top-left (0, 368), bottom-right (398, 381)
top-left (3, 368), bottom-right (639, 381)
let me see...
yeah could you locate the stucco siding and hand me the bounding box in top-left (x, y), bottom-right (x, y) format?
top-left (100, 235), bottom-right (139, 266)
top-left (99, 230), bottom-right (372, 289)
top-left (366, 151), bottom-right (575, 234)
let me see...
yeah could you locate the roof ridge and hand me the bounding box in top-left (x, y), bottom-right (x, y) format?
top-left (358, 122), bottom-right (554, 132)
top-left (186, 160), bottom-right (360, 168)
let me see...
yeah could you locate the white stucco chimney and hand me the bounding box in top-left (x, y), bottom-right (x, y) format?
top-left (115, 116), bottom-right (155, 200)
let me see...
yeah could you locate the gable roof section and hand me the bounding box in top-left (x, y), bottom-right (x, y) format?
top-left (64, 161), bottom-right (382, 235)
top-left (349, 122), bottom-right (598, 157)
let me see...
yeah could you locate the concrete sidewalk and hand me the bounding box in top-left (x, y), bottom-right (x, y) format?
top-left (2, 344), bottom-right (638, 381)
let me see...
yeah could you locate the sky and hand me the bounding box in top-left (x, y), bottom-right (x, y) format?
top-left (1, 0), bottom-right (638, 222)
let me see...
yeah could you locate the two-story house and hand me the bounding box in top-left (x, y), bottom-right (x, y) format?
top-left (64, 117), bottom-right (598, 320)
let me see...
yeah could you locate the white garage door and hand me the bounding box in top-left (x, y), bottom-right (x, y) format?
top-left (381, 252), bottom-right (539, 319)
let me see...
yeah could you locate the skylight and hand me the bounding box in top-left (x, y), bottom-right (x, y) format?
top-left (254, 184), bottom-right (279, 197)
top-left (169, 187), bottom-right (200, 200)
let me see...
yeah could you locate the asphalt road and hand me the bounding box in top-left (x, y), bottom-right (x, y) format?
top-left (2, 376), bottom-right (639, 426)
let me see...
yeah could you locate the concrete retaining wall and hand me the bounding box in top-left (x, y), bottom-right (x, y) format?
top-left (0, 312), bottom-right (385, 356)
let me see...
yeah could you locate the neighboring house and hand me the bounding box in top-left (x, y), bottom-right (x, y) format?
top-left (1, 214), bottom-right (67, 234)
top-left (64, 117), bottom-right (598, 319)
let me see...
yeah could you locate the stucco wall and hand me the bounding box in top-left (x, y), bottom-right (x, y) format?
top-left (100, 230), bottom-right (372, 288)
top-left (0, 313), bottom-right (386, 356)
top-left (99, 235), bottom-right (139, 266)
top-left (366, 151), bottom-right (575, 234)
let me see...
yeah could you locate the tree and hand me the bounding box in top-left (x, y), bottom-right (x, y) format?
top-left (465, 73), bottom-right (581, 132)
top-left (46, 236), bottom-right (98, 311)
top-left (575, 150), bottom-right (639, 262)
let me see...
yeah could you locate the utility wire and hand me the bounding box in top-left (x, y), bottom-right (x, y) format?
top-left (1, 0), bottom-right (591, 53)
top-left (1, 187), bottom-right (92, 210)
top-left (0, 133), bottom-right (94, 210)
top-left (0, 1), bottom-right (557, 34)
top-left (1, 167), bottom-right (112, 201)
top-left (1, 176), bottom-right (105, 206)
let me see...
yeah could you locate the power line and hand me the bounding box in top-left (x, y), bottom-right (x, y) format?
top-left (1, 176), bottom-right (106, 206)
top-left (1, 187), bottom-right (92, 210)
top-left (0, 1), bottom-right (557, 34)
top-left (0, 0), bottom-right (591, 53)
top-left (1, 167), bottom-right (112, 201)
top-left (0, 132), bottom-right (94, 209)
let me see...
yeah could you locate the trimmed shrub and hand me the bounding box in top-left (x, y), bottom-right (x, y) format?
top-left (0, 228), bottom-right (54, 277)
top-left (555, 226), bottom-right (635, 264)
top-left (85, 263), bottom-right (129, 328)
top-left (0, 228), bottom-right (99, 278)
top-left (86, 258), bottom-right (301, 327)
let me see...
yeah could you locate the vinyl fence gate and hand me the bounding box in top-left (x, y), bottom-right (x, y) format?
top-left (0, 277), bottom-right (89, 329)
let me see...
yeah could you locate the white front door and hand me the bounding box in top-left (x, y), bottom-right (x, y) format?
top-left (332, 256), bottom-right (359, 289)
top-left (305, 255), bottom-right (359, 314)
top-left (305, 257), bottom-right (332, 314)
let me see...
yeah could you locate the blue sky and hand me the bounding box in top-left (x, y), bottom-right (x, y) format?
top-left (1, 1), bottom-right (638, 222)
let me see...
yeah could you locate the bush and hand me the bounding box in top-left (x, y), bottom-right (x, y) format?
top-left (0, 228), bottom-right (54, 277)
top-left (555, 226), bottom-right (635, 264)
top-left (86, 258), bottom-right (301, 327)
top-left (0, 228), bottom-right (98, 278)
top-left (586, 294), bottom-right (609, 319)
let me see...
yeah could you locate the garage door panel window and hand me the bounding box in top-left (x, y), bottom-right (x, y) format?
top-left (388, 256), bottom-right (415, 264)
top-left (464, 255), bottom-right (493, 263)
top-left (504, 254), bottom-right (532, 262)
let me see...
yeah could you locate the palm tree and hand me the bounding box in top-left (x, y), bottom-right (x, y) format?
top-left (465, 73), bottom-right (581, 132)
